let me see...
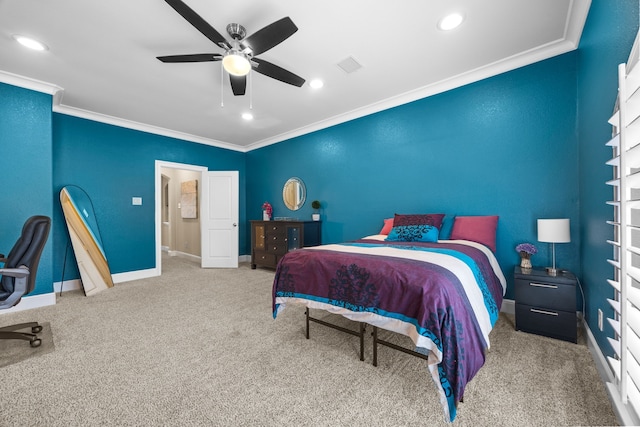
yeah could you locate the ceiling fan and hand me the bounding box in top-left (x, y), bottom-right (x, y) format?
top-left (157, 0), bottom-right (305, 96)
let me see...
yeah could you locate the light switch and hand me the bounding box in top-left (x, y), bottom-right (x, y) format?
top-left (132, 197), bottom-right (142, 206)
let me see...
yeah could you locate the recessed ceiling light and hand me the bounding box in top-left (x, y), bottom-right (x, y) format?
top-left (437, 13), bottom-right (464, 31)
top-left (242, 112), bottom-right (253, 120)
top-left (309, 79), bottom-right (324, 89)
top-left (13, 35), bottom-right (48, 51)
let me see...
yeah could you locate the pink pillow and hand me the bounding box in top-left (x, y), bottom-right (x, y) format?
top-left (379, 218), bottom-right (394, 235)
top-left (450, 215), bottom-right (499, 252)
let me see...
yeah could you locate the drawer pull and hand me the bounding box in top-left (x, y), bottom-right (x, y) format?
top-left (529, 282), bottom-right (558, 289)
top-left (530, 308), bottom-right (558, 316)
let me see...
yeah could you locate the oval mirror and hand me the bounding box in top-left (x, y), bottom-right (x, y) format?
top-left (283, 177), bottom-right (306, 211)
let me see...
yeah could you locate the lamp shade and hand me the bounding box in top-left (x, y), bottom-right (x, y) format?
top-left (537, 219), bottom-right (570, 243)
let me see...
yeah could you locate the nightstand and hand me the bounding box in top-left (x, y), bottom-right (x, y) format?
top-left (514, 266), bottom-right (577, 343)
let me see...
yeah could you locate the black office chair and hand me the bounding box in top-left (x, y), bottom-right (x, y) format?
top-left (0, 215), bottom-right (51, 347)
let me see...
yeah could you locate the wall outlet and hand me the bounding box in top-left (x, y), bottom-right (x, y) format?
top-left (598, 308), bottom-right (604, 331)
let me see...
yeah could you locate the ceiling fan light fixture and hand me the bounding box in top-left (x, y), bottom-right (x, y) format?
top-left (222, 51), bottom-right (251, 76)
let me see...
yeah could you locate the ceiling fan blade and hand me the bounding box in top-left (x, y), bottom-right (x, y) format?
top-left (229, 75), bottom-right (247, 96)
top-left (164, 0), bottom-right (231, 50)
top-left (157, 54), bottom-right (222, 63)
top-left (252, 58), bottom-right (305, 87)
top-left (241, 17), bottom-right (298, 56)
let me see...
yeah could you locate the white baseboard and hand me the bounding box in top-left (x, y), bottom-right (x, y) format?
top-left (54, 278), bottom-right (82, 293)
top-left (0, 292), bottom-right (56, 315)
top-left (500, 298), bottom-right (515, 315)
top-left (583, 318), bottom-right (640, 426)
top-left (52, 268), bottom-right (161, 292)
top-left (112, 268), bottom-right (159, 283)
top-left (166, 251), bottom-right (250, 265)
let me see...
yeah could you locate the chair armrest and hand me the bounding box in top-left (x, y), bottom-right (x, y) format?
top-left (0, 266), bottom-right (30, 309)
top-left (0, 266), bottom-right (29, 279)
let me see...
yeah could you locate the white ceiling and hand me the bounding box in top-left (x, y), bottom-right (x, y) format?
top-left (0, 0), bottom-right (591, 152)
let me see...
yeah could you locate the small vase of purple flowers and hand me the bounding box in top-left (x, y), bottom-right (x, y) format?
top-left (516, 243), bottom-right (537, 270)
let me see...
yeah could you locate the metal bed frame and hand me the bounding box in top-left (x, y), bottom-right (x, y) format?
top-left (304, 308), bottom-right (428, 366)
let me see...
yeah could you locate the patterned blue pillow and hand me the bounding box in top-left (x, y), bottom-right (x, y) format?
top-left (385, 224), bottom-right (439, 242)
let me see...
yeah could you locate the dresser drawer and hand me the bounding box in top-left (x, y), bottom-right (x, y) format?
top-left (267, 242), bottom-right (288, 255)
top-left (265, 223), bottom-right (285, 234)
top-left (266, 232), bottom-right (287, 245)
top-left (515, 303), bottom-right (577, 343)
top-left (253, 251), bottom-right (277, 267)
top-left (514, 278), bottom-right (576, 312)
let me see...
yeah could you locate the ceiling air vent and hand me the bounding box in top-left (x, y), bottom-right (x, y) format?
top-left (337, 56), bottom-right (363, 74)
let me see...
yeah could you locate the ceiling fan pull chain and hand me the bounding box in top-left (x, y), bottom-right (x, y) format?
top-left (249, 72), bottom-right (253, 110)
top-left (220, 62), bottom-right (224, 107)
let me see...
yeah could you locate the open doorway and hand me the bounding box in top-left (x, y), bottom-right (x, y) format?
top-left (155, 161), bottom-right (207, 274)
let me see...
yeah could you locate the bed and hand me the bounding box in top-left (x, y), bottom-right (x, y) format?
top-left (271, 214), bottom-right (506, 422)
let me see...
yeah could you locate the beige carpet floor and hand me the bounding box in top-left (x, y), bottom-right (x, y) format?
top-left (0, 255), bottom-right (618, 426)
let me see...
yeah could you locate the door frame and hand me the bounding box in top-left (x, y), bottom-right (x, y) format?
top-left (154, 160), bottom-right (207, 275)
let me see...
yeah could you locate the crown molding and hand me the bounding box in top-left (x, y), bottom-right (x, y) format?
top-left (0, 70), bottom-right (246, 153)
top-left (0, 70), bottom-right (62, 96)
top-left (52, 103), bottom-right (246, 153)
top-left (245, 0), bottom-right (590, 151)
top-left (245, 39), bottom-right (580, 151)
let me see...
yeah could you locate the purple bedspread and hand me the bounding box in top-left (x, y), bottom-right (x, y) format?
top-left (272, 239), bottom-right (505, 422)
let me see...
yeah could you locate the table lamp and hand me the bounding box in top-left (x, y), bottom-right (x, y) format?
top-left (537, 218), bottom-right (570, 276)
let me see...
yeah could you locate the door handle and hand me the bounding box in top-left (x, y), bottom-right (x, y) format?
top-left (233, 223), bottom-right (237, 227)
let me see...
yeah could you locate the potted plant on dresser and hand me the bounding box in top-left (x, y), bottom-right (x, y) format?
top-left (311, 200), bottom-right (321, 221)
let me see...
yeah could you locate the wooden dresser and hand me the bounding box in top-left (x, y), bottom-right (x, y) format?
top-left (250, 220), bottom-right (321, 269)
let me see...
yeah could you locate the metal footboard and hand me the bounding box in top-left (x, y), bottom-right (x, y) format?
top-left (305, 308), bottom-right (366, 361)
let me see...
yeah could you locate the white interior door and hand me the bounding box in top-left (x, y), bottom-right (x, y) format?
top-left (201, 171), bottom-right (239, 268)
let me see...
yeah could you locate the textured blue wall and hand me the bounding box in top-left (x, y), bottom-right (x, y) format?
top-left (0, 83), bottom-right (53, 296)
top-left (577, 0), bottom-right (639, 356)
top-left (53, 114), bottom-right (246, 280)
top-left (247, 53), bottom-right (579, 300)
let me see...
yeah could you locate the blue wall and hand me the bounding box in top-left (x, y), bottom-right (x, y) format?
top-left (247, 53), bottom-right (580, 300)
top-left (52, 114), bottom-right (247, 281)
top-left (0, 83), bottom-right (53, 296)
top-left (577, 0), bottom-right (639, 356)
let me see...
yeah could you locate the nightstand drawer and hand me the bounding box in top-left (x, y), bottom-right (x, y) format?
top-left (514, 278), bottom-right (576, 312)
top-left (515, 303), bottom-right (577, 343)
